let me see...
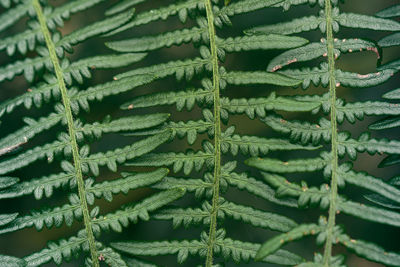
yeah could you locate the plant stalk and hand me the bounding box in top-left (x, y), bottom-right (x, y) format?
top-left (323, 0), bottom-right (339, 265)
top-left (204, 0), bottom-right (222, 266)
top-left (32, 1), bottom-right (99, 266)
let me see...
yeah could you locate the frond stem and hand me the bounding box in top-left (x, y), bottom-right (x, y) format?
top-left (32, 1), bottom-right (99, 266)
top-left (323, 0), bottom-right (339, 265)
top-left (204, 1), bottom-right (222, 266)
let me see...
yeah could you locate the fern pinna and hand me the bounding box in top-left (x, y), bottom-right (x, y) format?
top-left (0, 0), bottom-right (183, 266)
top-left (365, 4), bottom-right (400, 212)
top-left (243, 1), bottom-right (400, 266)
top-left (1, 0), bottom-right (400, 267)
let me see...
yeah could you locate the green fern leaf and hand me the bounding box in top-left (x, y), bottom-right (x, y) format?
top-left (97, 247), bottom-right (127, 267)
top-left (0, 203), bottom-right (80, 234)
top-left (116, 57), bottom-right (209, 81)
top-left (218, 34), bottom-right (308, 52)
top-left (70, 75), bottom-right (155, 113)
top-left (0, 138), bottom-right (69, 175)
top-left (0, 255), bottom-right (26, 267)
top-left (222, 134), bottom-right (318, 157)
top-left (153, 206), bottom-right (210, 228)
top-left (338, 200), bottom-right (400, 227)
top-left (62, 53), bottom-right (146, 85)
top-left (121, 88), bottom-right (213, 111)
top-left (376, 4), bottom-right (400, 18)
top-left (218, 237), bottom-right (304, 265)
top-left (255, 223), bottom-right (323, 261)
top-left (262, 116), bottom-right (331, 144)
top-left (23, 234), bottom-right (87, 266)
top-left (219, 200), bottom-right (297, 232)
top-left (93, 189), bottom-right (185, 232)
top-left (0, 172), bottom-right (74, 199)
top-left (369, 117), bottom-right (400, 130)
top-left (0, 213), bottom-right (18, 226)
top-left (221, 70), bottom-right (302, 87)
top-left (128, 150), bottom-right (214, 175)
top-left (82, 132), bottom-right (171, 175)
top-left (280, 63), bottom-right (394, 89)
top-left (221, 169), bottom-right (297, 207)
top-left (221, 92), bottom-right (319, 119)
top-left (106, 0), bottom-right (146, 16)
top-left (111, 239), bottom-right (205, 264)
top-left (267, 38), bottom-right (379, 72)
top-left (247, 15), bottom-right (323, 35)
top-left (246, 156), bottom-right (327, 173)
top-left (79, 114), bottom-right (169, 139)
top-left (339, 132), bottom-right (400, 158)
top-left (336, 12), bottom-right (400, 31)
top-left (378, 33), bottom-right (400, 47)
top-left (337, 234), bottom-right (400, 266)
top-left (339, 166), bottom-right (400, 204)
top-left (106, 27), bottom-right (207, 52)
top-left (0, 2), bottom-right (30, 34)
top-left (58, 9), bottom-right (135, 49)
top-left (86, 169), bottom-right (169, 203)
top-left (106, 0), bottom-right (203, 36)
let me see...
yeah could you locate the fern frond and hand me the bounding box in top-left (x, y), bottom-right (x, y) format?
top-left (221, 92), bottom-right (320, 119)
top-left (153, 176), bottom-right (213, 198)
top-left (128, 150), bottom-right (214, 175)
top-left (0, 203), bottom-right (81, 234)
top-left (62, 53), bottom-right (146, 85)
top-left (337, 234), bottom-right (400, 266)
top-left (82, 132), bottom-right (171, 175)
top-left (0, 112), bottom-right (62, 150)
top-left (0, 137), bottom-right (69, 175)
top-left (106, 0), bottom-right (146, 16)
top-left (267, 38), bottom-right (379, 72)
top-left (216, 237), bottom-right (304, 265)
top-left (335, 11), bottom-right (400, 31)
top-left (106, 26), bottom-right (207, 53)
top-left (121, 88), bottom-right (213, 111)
top-left (153, 205), bottom-right (211, 228)
top-left (0, 1), bottom-right (31, 34)
top-left (116, 57), bottom-right (210, 81)
top-left (219, 200), bottom-right (297, 232)
top-left (111, 239), bottom-right (205, 264)
top-left (0, 213), bottom-right (18, 226)
top-left (262, 116), bottom-right (331, 144)
top-left (0, 0), bottom-right (108, 55)
top-left (58, 9), bottom-right (135, 50)
top-left (280, 63), bottom-right (394, 89)
top-left (218, 34), bottom-right (308, 52)
top-left (255, 223), bottom-right (324, 261)
top-left (247, 15), bottom-right (324, 35)
top-left (0, 172), bottom-right (74, 199)
top-left (246, 156), bottom-right (328, 173)
top-left (338, 166), bottom-right (400, 204)
top-left (79, 114), bottom-right (169, 139)
top-left (338, 132), bottom-right (400, 158)
top-left (86, 169), bottom-right (169, 203)
top-left (220, 169), bottom-right (297, 207)
top-left (23, 234), bottom-right (87, 266)
top-left (93, 189), bottom-right (185, 233)
top-left (338, 200), bottom-right (400, 227)
top-left (222, 133), bottom-right (318, 157)
top-left (221, 70), bottom-right (302, 87)
top-left (106, 0), bottom-right (203, 36)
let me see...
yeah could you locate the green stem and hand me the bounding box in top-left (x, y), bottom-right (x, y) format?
top-left (204, 1), bottom-right (222, 266)
top-left (323, 0), bottom-right (339, 265)
top-left (32, 1), bottom-right (99, 266)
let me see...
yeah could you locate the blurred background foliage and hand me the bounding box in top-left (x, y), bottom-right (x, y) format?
top-left (0, 0), bottom-right (399, 266)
